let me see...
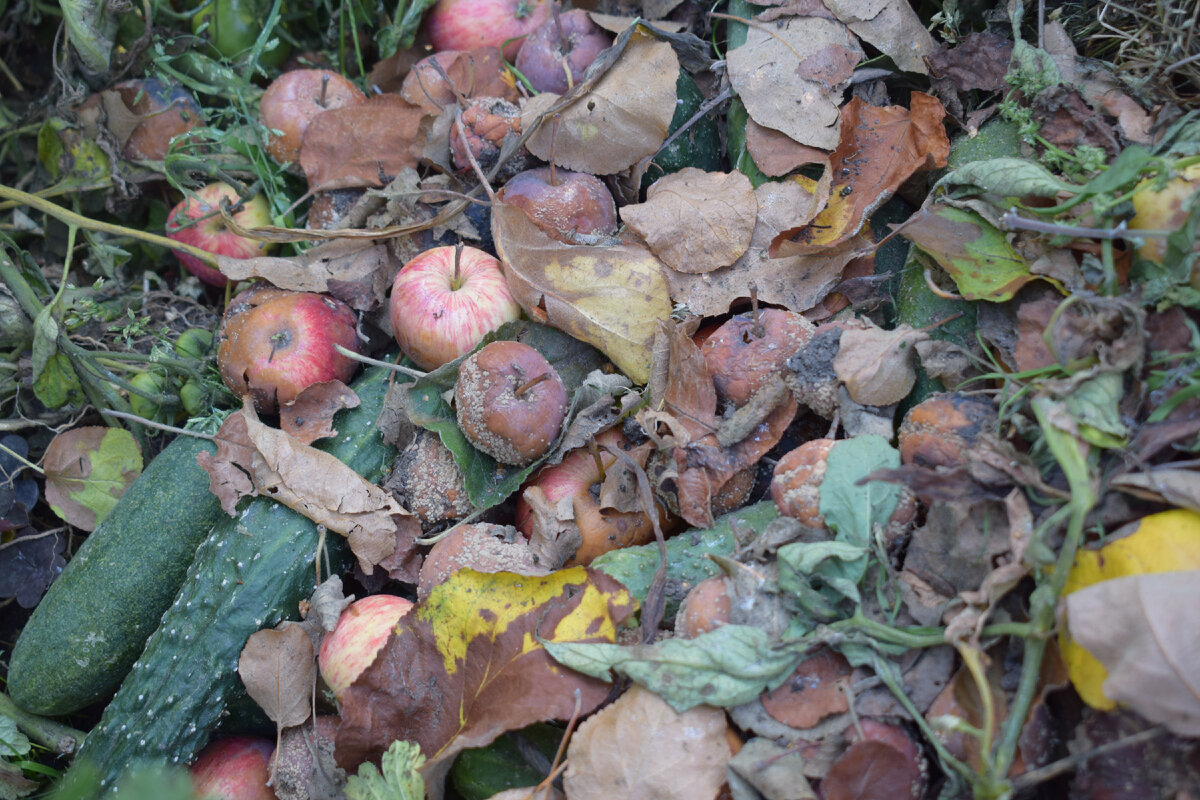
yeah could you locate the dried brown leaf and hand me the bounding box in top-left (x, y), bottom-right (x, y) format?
top-left (218, 240), bottom-right (393, 301)
top-left (1067, 571), bottom-right (1200, 737)
top-left (280, 381), bottom-right (360, 445)
top-left (727, 16), bottom-right (862, 150)
top-left (621, 168), bottom-right (757, 273)
top-left (564, 685), bottom-right (732, 800)
top-left (823, 0), bottom-right (936, 74)
top-left (832, 322), bottom-right (928, 406)
top-left (239, 622), bottom-right (315, 728)
top-left (300, 95), bottom-right (426, 192)
top-left (522, 32), bottom-right (677, 174)
top-left (399, 48), bottom-right (519, 116)
top-left (745, 119), bottom-right (831, 177)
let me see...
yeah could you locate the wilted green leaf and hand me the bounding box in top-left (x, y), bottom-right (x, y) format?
top-left (936, 157), bottom-right (1076, 199)
top-left (59, 0), bottom-right (119, 74)
top-left (346, 740), bottom-right (426, 800)
top-left (44, 426), bottom-right (143, 530)
top-left (32, 353), bottom-right (85, 409)
top-left (544, 624), bottom-right (801, 713)
top-left (1064, 372), bottom-right (1128, 448)
top-left (900, 204), bottom-right (1047, 301)
top-left (0, 717), bottom-right (30, 759)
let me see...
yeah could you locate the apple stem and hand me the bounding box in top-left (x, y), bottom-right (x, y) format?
top-left (453, 243), bottom-right (463, 290)
top-left (587, 439), bottom-right (607, 484)
top-left (549, 114), bottom-right (561, 187)
top-left (319, 73), bottom-right (330, 108)
top-left (749, 282), bottom-right (764, 338)
top-left (515, 372), bottom-right (551, 399)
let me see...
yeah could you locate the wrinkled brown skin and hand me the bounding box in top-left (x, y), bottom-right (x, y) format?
top-left (449, 96), bottom-right (522, 173)
top-left (770, 438), bottom-right (836, 528)
top-left (513, 8), bottom-right (612, 94)
top-left (897, 392), bottom-right (998, 469)
top-left (417, 522), bottom-right (545, 602)
top-left (701, 309), bottom-right (815, 407)
top-left (454, 340), bottom-right (568, 466)
top-left (390, 430), bottom-right (474, 529)
top-left (675, 575), bottom-right (731, 639)
top-left (259, 69), bottom-right (366, 164)
top-left (218, 288), bottom-right (361, 414)
top-left (499, 167), bottom-right (618, 242)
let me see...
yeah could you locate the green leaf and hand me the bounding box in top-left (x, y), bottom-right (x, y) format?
top-left (346, 740), bottom-right (425, 800)
top-left (1077, 145), bottom-right (1154, 199)
top-left (376, 0), bottom-right (439, 59)
top-left (44, 426), bottom-right (143, 530)
top-left (591, 501), bottom-right (779, 620)
top-left (543, 625), bottom-right (802, 713)
top-left (59, 0), bottom-right (119, 74)
top-left (1007, 38), bottom-right (1061, 95)
top-left (1064, 372), bottom-right (1128, 449)
top-left (32, 353), bottom-right (85, 409)
top-left (30, 306), bottom-right (58, 384)
top-left (0, 717), bottom-right (30, 759)
top-left (936, 157), bottom-right (1077, 199)
top-left (900, 204), bottom-right (1046, 302)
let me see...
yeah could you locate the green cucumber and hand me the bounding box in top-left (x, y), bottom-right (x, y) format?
top-left (69, 363), bottom-right (399, 788)
top-left (7, 434), bottom-right (223, 716)
top-left (641, 70), bottom-right (723, 193)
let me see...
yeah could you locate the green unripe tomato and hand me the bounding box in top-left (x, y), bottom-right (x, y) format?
top-left (128, 371), bottom-right (172, 420)
top-left (192, 0), bottom-right (291, 66)
top-left (179, 379), bottom-right (209, 417)
top-left (175, 327), bottom-right (215, 361)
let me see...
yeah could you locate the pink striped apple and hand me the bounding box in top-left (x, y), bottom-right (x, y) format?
top-left (318, 594), bottom-right (414, 700)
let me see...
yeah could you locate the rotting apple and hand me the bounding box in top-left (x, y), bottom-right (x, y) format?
top-left (217, 287), bottom-right (361, 414)
top-left (514, 427), bottom-right (670, 565)
top-left (425, 0), bottom-right (554, 60)
top-left (417, 522), bottom-right (546, 602)
top-left (259, 69), bottom-right (366, 165)
top-left (106, 78), bottom-right (203, 161)
top-left (389, 245), bottom-right (522, 371)
top-left (165, 181), bottom-right (275, 287)
top-left (1130, 162), bottom-right (1200, 284)
top-left (454, 340), bottom-right (568, 466)
top-left (499, 166), bottom-right (618, 243)
top-left (514, 8), bottom-right (611, 94)
top-left (190, 736), bottom-right (276, 800)
top-left (317, 595), bottom-right (413, 701)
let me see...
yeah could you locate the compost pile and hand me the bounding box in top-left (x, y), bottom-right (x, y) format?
top-left (0, 0), bottom-right (1198, 798)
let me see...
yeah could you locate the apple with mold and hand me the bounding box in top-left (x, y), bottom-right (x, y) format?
top-left (165, 182), bottom-right (274, 287)
top-left (318, 594), bottom-right (414, 700)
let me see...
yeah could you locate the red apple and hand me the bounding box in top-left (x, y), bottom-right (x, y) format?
top-left (259, 69), bottom-right (367, 165)
top-left (425, 0), bottom-right (554, 60)
top-left (166, 182), bottom-right (275, 286)
top-left (218, 287), bottom-right (361, 414)
top-left (317, 595), bottom-right (413, 700)
top-left (499, 166), bottom-right (617, 243)
top-left (514, 8), bottom-right (611, 94)
top-left (389, 245), bottom-right (522, 371)
top-left (190, 736), bottom-right (276, 800)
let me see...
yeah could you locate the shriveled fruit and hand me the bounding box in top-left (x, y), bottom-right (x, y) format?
top-left (454, 340), bottom-right (567, 466)
top-left (675, 575), bottom-right (731, 638)
top-left (417, 522), bottom-right (547, 601)
top-left (259, 69), bottom-right (366, 165)
top-left (897, 392), bottom-right (997, 469)
top-left (702, 308), bottom-right (814, 406)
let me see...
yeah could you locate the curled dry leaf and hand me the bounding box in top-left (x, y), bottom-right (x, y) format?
top-left (399, 48), bottom-right (519, 116)
top-left (620, 168), bottom-right (757, 273)
top-left (823, 0), bottom-right (936, 74)
top-left (831, 322), bottom-right (929, 407)
top-left (492, 201), bottom-right (672, 384)
top-left (1067, 570), bottom-right (1200, 737)
top-left (563, 684), bottom-right (732, 800)
top-left (522, 31), bottom-right (678, 175)
top-left (43, 426), bottom-right (142, 531)
top-left (239, 622), bottom-right (315, 729)
top-left (745, 118), bottom-right (830, 177)
top-left (300, 95), bottom-right (426, 192)
top-left (726, 16), bottom-right (862, 150)
top-left (218, 241), bottom-right (392, 303)
top-left (197, 403), bottom-right (416, 573)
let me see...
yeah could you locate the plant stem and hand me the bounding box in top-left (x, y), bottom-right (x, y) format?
top-left (0, 692), bottom-right (85, 755)
top-left (0, 441), bottom-right (43, 474)
top-left (0, 184), bottom-right (220, 268)
top-left (334, 345), bottom-right (427, 380)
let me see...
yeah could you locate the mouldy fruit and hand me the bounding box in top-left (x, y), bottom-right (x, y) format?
top-left (218, 287), bottom-right (361, 414)
top-left (514, 8), bottom-right (611, 94)
top-left (897, 392), bottom-right (998, 469)
top-left (675, 574), bottom-right (731, 639)
top-left (259, 69), bottom-right (366, 165)
top-left (499, 166), bottom-right (618, 243)
top-left (387, 429), bottom-right (475, 528)
top-left (449, 97), bottom-right (524, 177)
top-left (702, 308), bottom-right (815, 407)
top-left (105, 79), bottom-right (202, 161)
top-left (417, 522), bottom-right (547, 601)
top-left (454, 340), bottom-right (568, 466)
top-left (270, 716), bottom-right (340, 800)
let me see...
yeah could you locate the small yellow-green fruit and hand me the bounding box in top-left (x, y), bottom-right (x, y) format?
top-left (1129, 163), bottom-right (1200, 274)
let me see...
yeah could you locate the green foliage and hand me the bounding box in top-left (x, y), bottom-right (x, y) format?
top-left (346, 741), bottom-right (426, 800)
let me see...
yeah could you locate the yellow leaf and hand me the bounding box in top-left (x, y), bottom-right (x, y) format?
top-left (1061, 509), bottom-right (1200, 709)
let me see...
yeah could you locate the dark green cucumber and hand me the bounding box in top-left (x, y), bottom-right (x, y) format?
top-left (69, 363), bottom-right (399, 788)
top-left (641, 71), bottom-right (723, 193)
top-left (7, 434), bottom-right (223, 716)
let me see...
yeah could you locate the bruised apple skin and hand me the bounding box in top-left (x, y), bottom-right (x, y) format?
top-left (454, 340), bottom-right (568, 466)
top-left (514, 8), bottom-right (612, 94)
top-left (165, 182), bottom-right (275, 287)
top-left (218, 288), bottom-right (361, 414)
top-left (259, 69), bottom-right (366, 165)
top-left (190, 736), bottom-right (276, 800)
top-left (499, 166), bottom-right (618, 243)
top-left (318, 595), bottom-right (414, 700)
top-left (425, 0), bottom-right (554, 60)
